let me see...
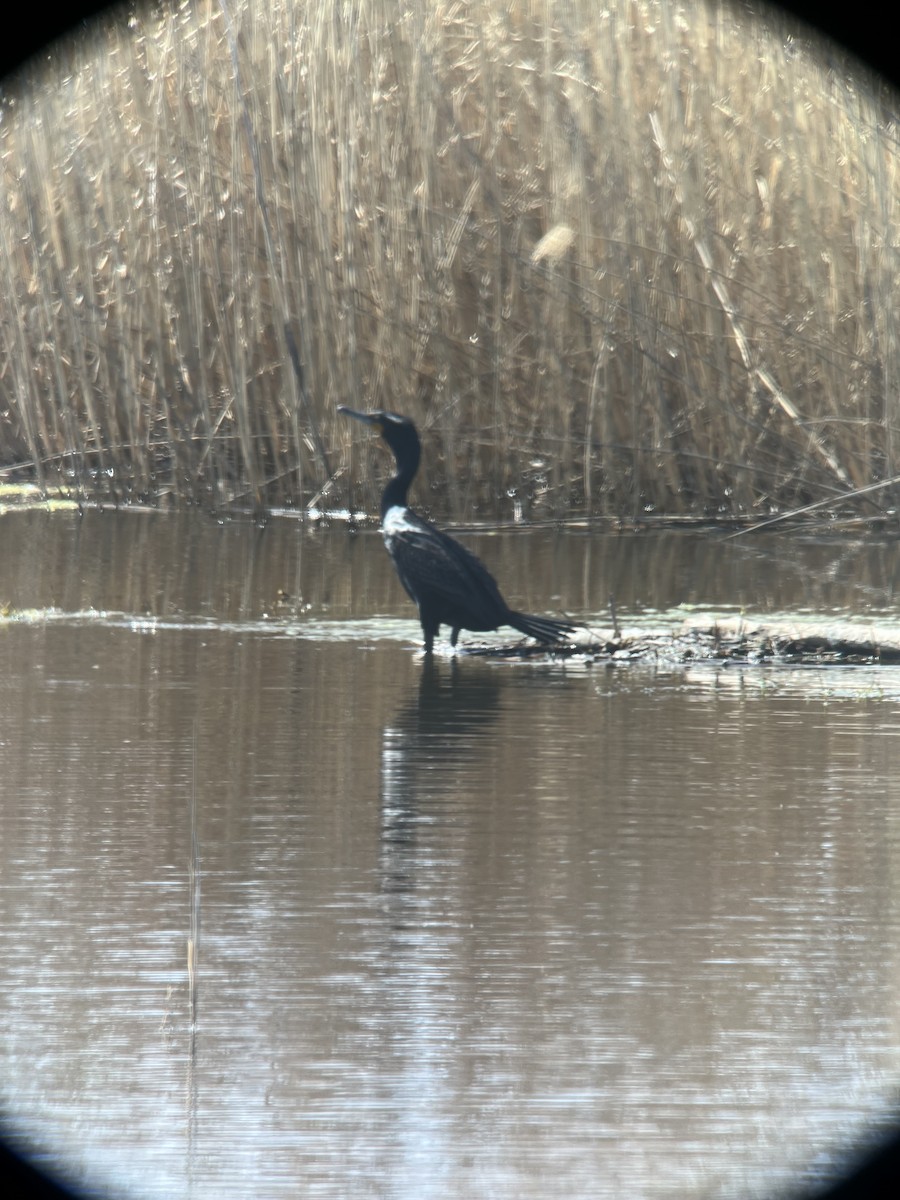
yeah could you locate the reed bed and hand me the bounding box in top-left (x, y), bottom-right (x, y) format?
top-left (0, 0), bottom-right (897, 522)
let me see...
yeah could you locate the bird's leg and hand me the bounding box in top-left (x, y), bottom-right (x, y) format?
top-left (450, 628), bottom-right (460, 653)
top-left (422, 620), bottom-right (437, 655)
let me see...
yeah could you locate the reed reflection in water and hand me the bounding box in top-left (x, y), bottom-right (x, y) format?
top-left (0, 512), bottom-right (899, 1198)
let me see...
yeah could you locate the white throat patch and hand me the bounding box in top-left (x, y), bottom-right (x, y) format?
top-left (383, 505), bottom-right (420, 534)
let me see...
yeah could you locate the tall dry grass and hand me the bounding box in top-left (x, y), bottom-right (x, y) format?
top-left (0, 0), bottom-right (897, 521)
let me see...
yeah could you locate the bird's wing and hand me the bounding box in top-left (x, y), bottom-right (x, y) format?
top-left (383, 512), bottom-right (507, 616)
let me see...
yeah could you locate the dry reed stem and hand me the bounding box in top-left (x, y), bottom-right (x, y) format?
top-left (0, 0), bottom-right (897, 521)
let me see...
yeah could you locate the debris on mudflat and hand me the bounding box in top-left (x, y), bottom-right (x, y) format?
top-left (464, 617), bottom-right (900, 666)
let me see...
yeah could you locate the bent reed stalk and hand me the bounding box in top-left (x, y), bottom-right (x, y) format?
top-left (0, 0), bottom-right (897, 523)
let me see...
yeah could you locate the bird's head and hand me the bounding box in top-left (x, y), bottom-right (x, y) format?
top-left (338, 407), bottom-right (420, 461)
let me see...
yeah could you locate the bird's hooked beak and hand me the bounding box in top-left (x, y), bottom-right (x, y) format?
top-left (338, 405), bottom-right (384, 434)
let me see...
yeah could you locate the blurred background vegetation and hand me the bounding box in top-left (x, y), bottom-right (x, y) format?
top-left (1, 0), bottom-right (897, 524)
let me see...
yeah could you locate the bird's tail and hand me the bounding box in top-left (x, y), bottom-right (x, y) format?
top-left (509, 611), bottom-right (580, 644)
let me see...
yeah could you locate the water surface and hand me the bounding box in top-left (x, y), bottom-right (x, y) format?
top-left (1, 511), bottom-right (899, 1198)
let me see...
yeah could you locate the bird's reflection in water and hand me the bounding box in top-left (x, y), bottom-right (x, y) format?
top-left (378, 657), bottom-right (502, 922)
top-left (364, 661), bottom-right (504, 1188)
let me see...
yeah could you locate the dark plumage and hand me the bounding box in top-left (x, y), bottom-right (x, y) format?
top-left (339, 407), bottom-right (578, 654)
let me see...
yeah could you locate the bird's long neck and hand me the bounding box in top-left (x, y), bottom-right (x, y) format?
top-left (381, 442), bottom-right (420, 520)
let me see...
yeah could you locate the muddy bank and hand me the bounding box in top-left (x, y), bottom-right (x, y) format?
top-left (467, 617), bottom-right (900, 666)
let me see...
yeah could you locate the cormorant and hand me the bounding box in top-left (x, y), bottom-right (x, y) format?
top-left (339, 407), bottom-right (579, 654)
